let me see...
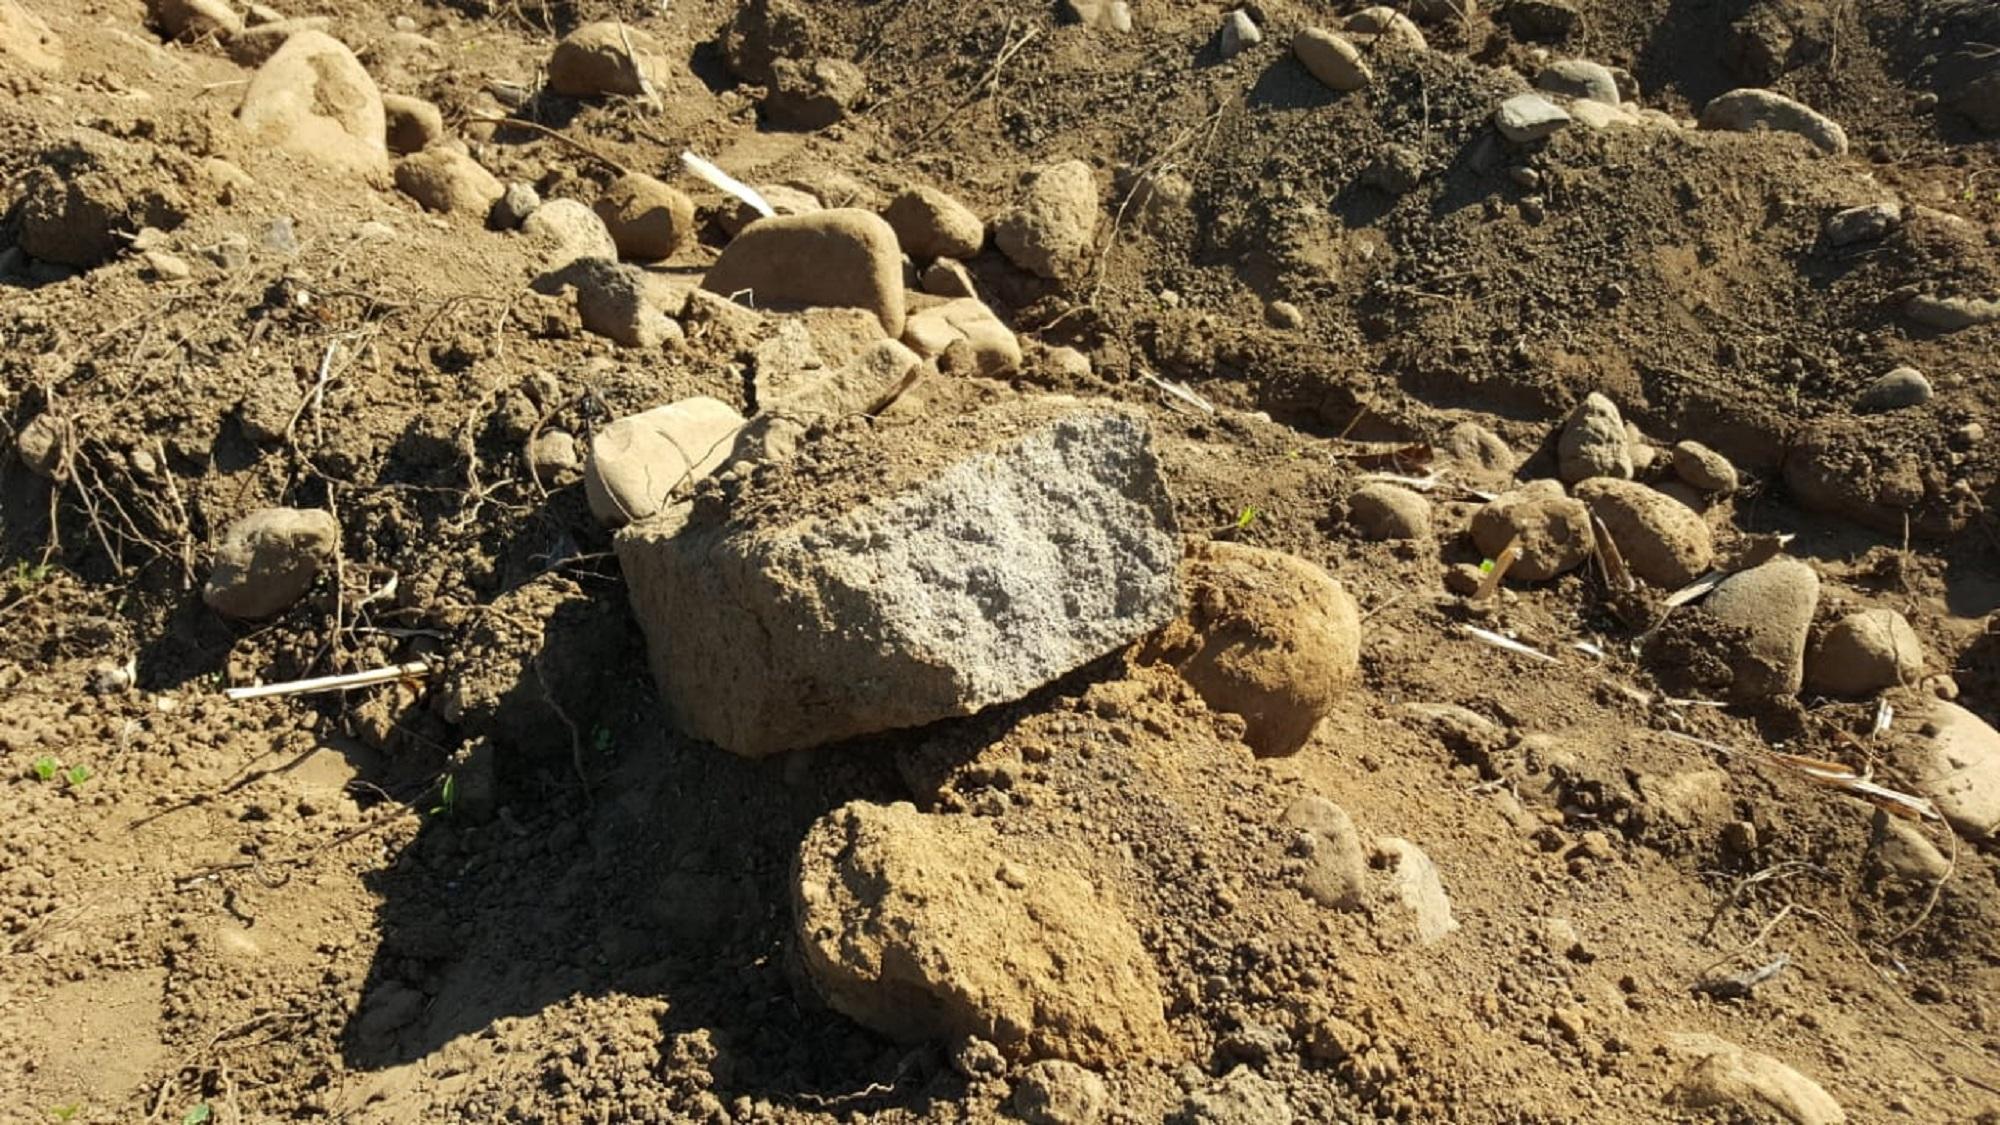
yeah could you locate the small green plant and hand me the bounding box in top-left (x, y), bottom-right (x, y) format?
top-left (63, 765), bottom-right (91, 786)
top-left (430, 773), bottom-right (458, 818)
top-left (32, 755), bottom-right (59, 782)
top-left (182, 1105), bottom-right (212, 1125)
top-left (591, 725), bottom-right (614, 755)
top-left (10, 560), bottom-right (52, 596)
top-left (1233, 505), bottom-right (1260, 530)
top-left (1478, 558), bottom-right (1497, 575)
top-left (49, 1104), bottom-right (80, 1122)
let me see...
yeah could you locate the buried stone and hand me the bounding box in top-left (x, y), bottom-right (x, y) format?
top-left (616, 398), bottom-right (1181, 757)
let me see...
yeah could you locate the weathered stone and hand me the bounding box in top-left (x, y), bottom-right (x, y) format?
top-left (794, 801), bottom-right (1172, 1064)
top-left (1666, 1033), bottom-right (1846, 1124)
top-left (1469, 481), bottom-right (1592, 581)
top-left (1060, 0), bottom-right (1132, 32)
top-left (1903, 293), bottom-right (2000, 331)
top-left (1856, 367), bottom-right (1932, 412)
top-left (1537, 58), bottom-right (1619, 104)
top-left (151, 0), bottom-right (241, 43)
top-left (394, 149), bottom-right (503, 217)
top-left (585, 397), bottom-right (744, 527)
top-left (617, 400), bottom-right (1180, 756)
top-left (1292, 28), bottom-right (1370, 92)
top-left (566, 259), bottom-right (680, 350)
top-left (1906, 701), bottom-right (2000, 838)
top-left (1218, 10), bottom-right (1261, 59)
top-left (1703, 558), bottom-right (1820, 699)
top-left (523, 198), bottom-right (619, 272)
top-left (491, 182), bottom-right (540, 230)
top-left (993, 161), bottom-right (1100, 283)
top-left (204, 507), bottom-right (340, 619)
top-left (1496, 93), bottom-right (1572, 142)
top-left (594, 173), bottom-right (697, 261)
top-left (1823, 202), bottom-right (1901, 246)
top-left (764, 56), bottom-right (864, 129)
top-left (1557, 392), bottom-right (1633, 482)
top-left (15, 412), bottom-right (68, 479)
top-left (547, 22), bottom-right (660, 98)
top-left (1344, 6), bottom-right (1426, 49)
top-left (1671, 441), bottom-right (1739, 493)
top-left (1375, 838), bottom-right (1457, 945)
top-left (381, 93), bottom-right (445, 155)
top-left (761, 340), bottom-right (922, 418)
top-left (1346, 482), bottom-right (1431, 540)
top-left (703, 208), bottom-right (906, 336)
top-left (238, 31), bottom-right (388, 181)
top-left (1573, 478), bottom-right (1713, 587)
top-left (883, 185), bottom-right (984, 260)
top-left (1806, 609), bottom-right (1923, 697)
top-left (902, 298), bottom-right (1021, 377)
top-left (1700, 88), bottom-right (1847, 155)
top-left (224, 17), bottom-right (331, 66)
top-left (920, 257), bottom-right (978, 299)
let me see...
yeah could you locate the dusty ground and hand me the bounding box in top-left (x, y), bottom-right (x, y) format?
top-left (2, 0), bottom-right (1999, 1122)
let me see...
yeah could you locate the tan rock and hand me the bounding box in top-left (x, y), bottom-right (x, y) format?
top-left (382, 93), bottom-right (445, 155)
top-left (702, 208), bottom-right (906, 336)
top-left (238, 31), bottom-right (389, 181)
top-left (883, 185), bottom-right (985, 260)
top-left (394, 149), bottom-right (503, 217)
top-left (1573, 478), bottom-right (1712, 587)
top-left (902, 298), bottom-right (1021, 377)
top-left (203, 508), bottom-right (340, 619)
top-left (993, 161), bottom-right (1099, 283)
top-left (1806, 609), bottom-right (1924, 696)
top-left (1292, 28), bottom-right (1371, 91)
top-left (1666, 1033), bottom-right (1845, 1124)
top-left (547, 21), bottom-right (661, 98)
top-left (594, 173), bottom-right (697, 261)
top-left (0, 0), bottom-right (62, 71)
top-left (151, 0), bottom-right (241, 43)
top-left (584, 397), bottom-right (746, 527)
top-left (1703, 558), bottom-right (1819, 699)
top-left (1469, 481), bottom-right (1592, 581)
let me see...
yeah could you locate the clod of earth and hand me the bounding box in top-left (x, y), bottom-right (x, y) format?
top-left (1144, 542), bottom-right (1361, 756)
top-left (993, 160), bottom-right (1102, 284)
top-left (202, 507), bottom-right (340, 620)
top-left (793, 801), bottom-right (1174, 1065)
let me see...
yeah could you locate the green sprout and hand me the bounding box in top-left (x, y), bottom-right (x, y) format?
top-left (430, 773), bottom-right (458, 818)
top-left (32, 755), bottom-right (59, 782)
top-left (183, 1105), bottom-right (212, 1125)
top-left (63, 765), bottom-right (91, 786)
top-left (50, 1105), bottom-right (80, 1122)
top-left (1479, 558), bottom-right (1497, 575)
top-left (10, 560), bottom-right (53, 595)
top-left (1234, 505), bottom-right (1260, 530)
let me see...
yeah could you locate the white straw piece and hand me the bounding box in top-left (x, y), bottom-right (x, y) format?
top-left (1461, 625), bottom-right (1558, 664)
top-left (225, 660), bottom-right (435, 702)
top-left (680, 151), bottom-right (773, 219)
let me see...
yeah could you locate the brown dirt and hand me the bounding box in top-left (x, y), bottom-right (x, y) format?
top-left (3, 1), bottom-right (2000, 1123)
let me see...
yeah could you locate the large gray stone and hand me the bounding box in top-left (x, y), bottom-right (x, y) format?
top-left (585, 397), bottom-right (745, 527)
top-left (1907, 701), bottom-right (2000, 838)
top-left (617, 399), bottom-right (1181, 757)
